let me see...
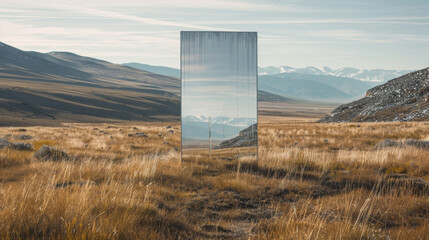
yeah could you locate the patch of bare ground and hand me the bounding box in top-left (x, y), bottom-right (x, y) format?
top-left (0, 119), bottom-right (429, 239)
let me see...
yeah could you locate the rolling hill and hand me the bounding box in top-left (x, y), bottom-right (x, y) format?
top-left (123, 63), bottom-right (180, 78)
top-left (0, 42), bottom-right (180, 126)
top-left (0, 42), bottom-right (298, 126)
top-left (257, 90), bottom-right (294, 102)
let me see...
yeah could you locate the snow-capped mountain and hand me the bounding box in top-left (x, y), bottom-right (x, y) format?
top-left (182, 115), bottom-right (257, 143)
top-left (258, 66), bottom-right (326, 76)
top-left (212, 116), bottom-right (256, 127)
top-left (183, 115), bottom-right (256, 128)
top-left (329, 68), bottom-right (411, 82)
top-left (258, 66), bottom-right (412, 82)
top-left (184, 115), bottom-right (208, 122)
top-left (124, 62), bottom-right (411, 83)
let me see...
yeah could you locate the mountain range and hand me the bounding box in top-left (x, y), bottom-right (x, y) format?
top-left (0, 40), bottom-right (418, 126)
top-left (182, 115), bottom-right (256, 145)
top-left (258, 66), bottom-right (412, 82)
top-left (124, 63), bottom-right (411, 83)
top-left (0, 42), bottom-right (293, 126)
top-left (0, 42), bottom-right (181, 126)
top-left (126, 63), bottom-right (410, 102)
top-left (258, 73), bottom-right (379, 101)
top-left (183, 115), bottom-right (256, 128)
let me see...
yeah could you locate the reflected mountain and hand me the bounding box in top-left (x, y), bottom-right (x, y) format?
top-left (182, 115), bottom-right (256, 148)
top-left (216, 123), bottom-right (257, 149)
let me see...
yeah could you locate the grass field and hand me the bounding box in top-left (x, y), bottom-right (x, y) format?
top-left (1, 117), bottom-right (429, 239)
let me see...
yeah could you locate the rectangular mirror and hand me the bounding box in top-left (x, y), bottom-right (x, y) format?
top-left (181, 31), bottom-right (258, 164)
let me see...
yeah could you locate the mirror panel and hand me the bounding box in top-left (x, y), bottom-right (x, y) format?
top-left (181, 31), bottom-right (258, 164)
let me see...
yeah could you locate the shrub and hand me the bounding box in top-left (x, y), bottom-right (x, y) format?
top-left (8, 142), bottom-right (33, 151)
top-left (34, 145), bottom-right (68, 161)
top-left (17, 135), bottom-right (33, 140)
top-left (0, 138), bottom-right (10, 148)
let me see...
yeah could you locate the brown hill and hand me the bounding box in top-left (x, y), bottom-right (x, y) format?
top-left (0, 42), bottom-right (310, 126)
top-left (0, 42), bottom-right (180, 126)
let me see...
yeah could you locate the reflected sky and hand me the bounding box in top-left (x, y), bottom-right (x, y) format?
top-left (181, 32), bottom-right (257, 119)
top-left (181, 31), bottom-right (257, 148)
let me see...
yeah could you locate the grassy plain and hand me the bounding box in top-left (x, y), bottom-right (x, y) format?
top-left (1, 115), bottom-right (429, 239)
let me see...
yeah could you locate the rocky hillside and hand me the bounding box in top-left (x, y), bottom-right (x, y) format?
top-left (216, 124), bottom-right (257, 149)
top-left (318, 67), bottom-right (429, 122)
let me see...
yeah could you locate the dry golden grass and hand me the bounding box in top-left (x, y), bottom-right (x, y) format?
top-left (0, 119), bottom-right (429, 239)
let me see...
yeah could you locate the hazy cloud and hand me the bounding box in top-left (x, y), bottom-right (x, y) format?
top-left (0, 0), bottom-right (428, 69)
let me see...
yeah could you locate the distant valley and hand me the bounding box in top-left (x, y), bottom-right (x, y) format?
top-left (127, 62), bottom-right (410, 102)
top-left (0, 41), bottom-right (416, 126)
top-left (182, 115), bottom-right (256, 143)
top-left (124, 63), bottom-right (412, 83)
top-left (0, 42), bottom-right (297, 126)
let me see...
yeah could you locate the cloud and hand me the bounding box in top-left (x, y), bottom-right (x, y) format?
top-left (0, 20), bottom-right (180, 39)
top-left (0, 0), bottom-right (307, 12)
top-left (129, 0), bottom-right (305, 12)
top-left (2, 4), bottom-right (235, 30)
top-left (51, 4), bottom-right (237, 31)
top-left (0, 20), bottom-right (180, 65)
top-left (395, 34), bottom-right (429, 42)
top-left (188, 17), bottom-right (429, 25)
top-left (306, 29), bottom-right (392, 43)
top-left (1, 1), bottom-right (428, 69)
top-left (0, 8), bottom-right (32, 13)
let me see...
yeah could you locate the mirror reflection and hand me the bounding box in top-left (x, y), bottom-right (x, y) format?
top-left (181, 31), bottom-right (258, 164)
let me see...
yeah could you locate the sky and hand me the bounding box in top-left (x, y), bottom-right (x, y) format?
top-left (0, 0), bottom-right (428, 70)
top-left (181, 31), bottom-right (257, 119)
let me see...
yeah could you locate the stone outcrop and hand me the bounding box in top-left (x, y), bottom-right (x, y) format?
top-left (318, 67), bottom-right (429, 122)
top-left (216, 124), bottom-right (257, 149)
